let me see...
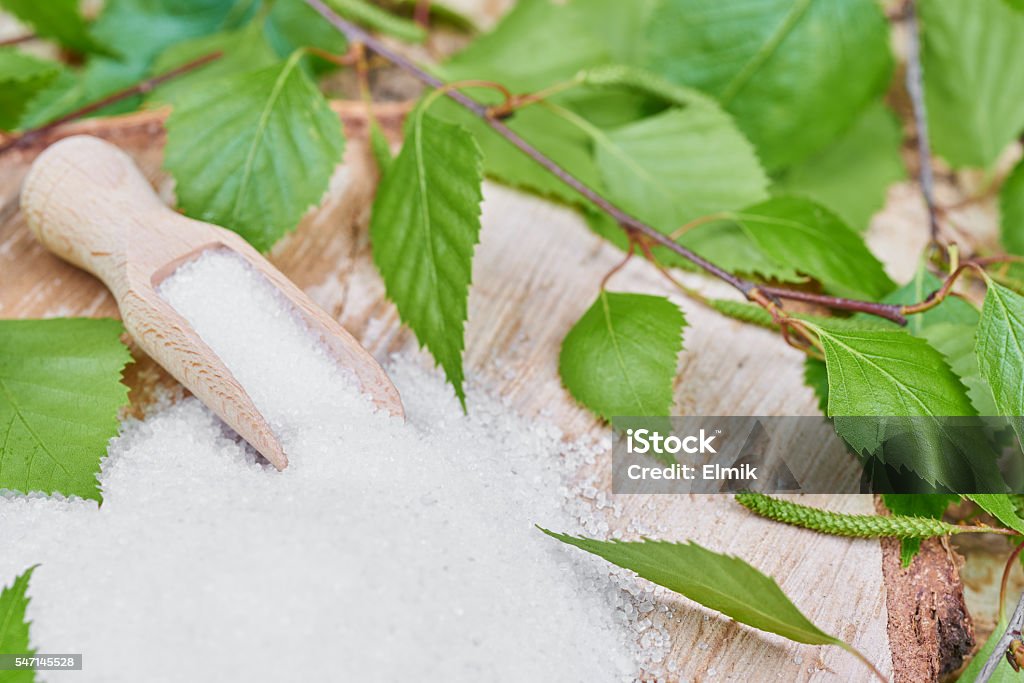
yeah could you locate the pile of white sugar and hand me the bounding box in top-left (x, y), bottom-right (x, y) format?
top-left (0, 249), bottom-right (674, 682)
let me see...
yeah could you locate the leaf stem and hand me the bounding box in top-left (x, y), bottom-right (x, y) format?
top-left (778, 317), bottom-right (824, 358)
top-left (0, 51), bottom-right (223, 156)
top-left (840, 643), bottom-right (888, 683)
top-left (302, 0), bottom-right (917, 325)
top-left (599, 241), bottom-right (636, 290)
top-left (420, 79), bottom-right (514, 113)
top-left (1000, 542), bottom-right (1024, 624)
top-left (667, 212), bottom-right (731, 240)
top-left (634, 239), bottom-right (705, 302)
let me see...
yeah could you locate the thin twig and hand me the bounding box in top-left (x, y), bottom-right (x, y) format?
top-left (413, 0), bottom-right (431, 28)
top-left (1000, 542), bottom-right (1024, 624)
top-left (0, 51), bottom-right (222, 156)
top-left (900, 261), bottom-right (989, 315)
top-left (306, 45), bottom-right (360, 67)
top-left (904, 0), bottom-right (941, 243)
top-left (487, 77), bottom-right (582, 119)
top-left (758, 287), bottom-right (907, 324)
top-left (303, 0), bottom-right (915, 325)
top-left (978, 591), bottom-right (1024, 683)
top-left (635, 240), bottom-right (702, 299)
top-left (0, 33), bottom-right (35, 47)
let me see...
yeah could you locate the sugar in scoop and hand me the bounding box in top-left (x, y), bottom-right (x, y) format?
top-left (21, 135), bottom-right (403, 469)
top-left (158, 248), bottom-right (380, 452)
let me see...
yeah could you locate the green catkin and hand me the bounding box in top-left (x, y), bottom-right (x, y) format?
top-left (735, 493), bottom-right (976, 539)
top-left (708, 299), bottom-right (777, 329)
top-left (707, 299), bottom-right (898, 332)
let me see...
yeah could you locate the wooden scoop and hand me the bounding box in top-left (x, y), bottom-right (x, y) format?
top-left (20, 135), bottom-right (404, 470)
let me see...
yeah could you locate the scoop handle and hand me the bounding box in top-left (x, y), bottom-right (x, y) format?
top-left (20, 136), bottom-right (292, 469)
top-left (20, 135), bottom-right (212, 296)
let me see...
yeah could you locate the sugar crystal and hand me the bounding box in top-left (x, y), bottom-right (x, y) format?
top-left (0, 249), bottom-right (672, 681)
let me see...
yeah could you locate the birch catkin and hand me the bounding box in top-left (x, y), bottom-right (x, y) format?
top-left (735, 493), bottom-right (974, 539)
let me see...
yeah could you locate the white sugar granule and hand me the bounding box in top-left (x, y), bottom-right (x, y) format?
top-left (0, 249), bottom-right (664, 682)
top-left (157, 248), bottom-right (373, 448)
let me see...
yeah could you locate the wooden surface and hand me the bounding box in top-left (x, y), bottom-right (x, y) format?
top-left (0, 109), bottom-right (991, 681)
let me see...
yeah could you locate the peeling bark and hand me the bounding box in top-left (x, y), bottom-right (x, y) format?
top-left (878, 504), bottom-right (974, 682)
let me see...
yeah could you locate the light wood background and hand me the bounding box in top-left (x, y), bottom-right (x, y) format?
top-left (1, 2), bottom-right (1010, 679)
top-left (1, 104), bottom-right (993, 682)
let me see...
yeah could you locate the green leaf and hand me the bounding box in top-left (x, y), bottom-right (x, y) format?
top-left (732, 197), bottom-right (894, 299)
top-left (369, 112), bottom-right (483, 407)
top-left (881, 493), bottom-right (959, 567)
top-left (559, 292), bottom-right (685, 420)
top-left (557, 87), bottom-right (663, 130)
top-left (881, 493), bottom-right (959, 521)
top-left (880, 267), bottom-right (995, 412)
top-left (323, 0), bottom-right (425, 44)
top-left (810, 324), bottom-right (976, 418)
top-left (539, 531), bottom-right (875, 670)
top-left (431, 97), bottom-right (604, 207)
top-left (148, 21), bottom-right (279, 106)
top-left (772, 103), bottom-right (906, 231)
top-left (964, 494), bottom-right (1024, 534)
top-left (0, 566), bottom-right (37, 683)
top-left (883, 266), bottom-right (991, 415)
top-left (806, 322), bottom-right (1003, 489)
top-left (29, 0), bottom-right (253, 124)
top-left (564, 96), bottom-right (772, 275)
top-left (674, 220), bottom-right (800, 283)
top-left (804, 357), bottom-right (829, 415)
top-left (577, 64), bottom-right (709, 109)
top-left (265, 0), bottom-right (348, 71)
top-left (977, 282), bottom-right (1024, 436)
top-left (921, 322), bottom-right (997, 417)
top-left (920, 0), bottom-right (1024, 168)
top-left (1001, 158), bottom-right (1024, 256)
top-left (164, 50), bottom-right (346, 252)
top-left (369, 119), bottom-right (393, 173)
top-left (568, 0), bottom-right (657, 64)
top-left (16, 70), bottom-right (82, 130)
top-left (0, 0), bottom-right (108, 55)
top-left (0, 49), bottom-right (61, 131)
top-left (594, 105), bottom-right (769, 234)
top-left (0, 319), bottom-right (131, 501)
top-left (442, 0), bottom-right (609, 92)
top-left (390, 0), bottom-right (478, 32)
top-left (894, 540), bottom-right (919, 568)
top-left (642, 0), bottom-right (892, 170)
